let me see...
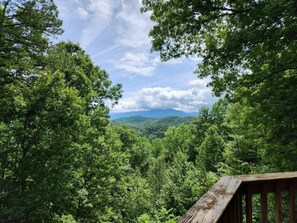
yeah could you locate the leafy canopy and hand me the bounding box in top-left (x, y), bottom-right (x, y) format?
top-left (142, 0), bottom-right (297, 161)
top-left (0, 0), bottom-right (63, 85)
top-left (142, 0), bottom-right (297, 96)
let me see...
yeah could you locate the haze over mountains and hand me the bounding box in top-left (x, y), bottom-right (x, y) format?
top-left (109, 108), bottom-right (197, 120)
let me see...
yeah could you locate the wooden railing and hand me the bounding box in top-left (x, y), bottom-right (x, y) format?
top-left (178, 172), bottom-right (297, 223)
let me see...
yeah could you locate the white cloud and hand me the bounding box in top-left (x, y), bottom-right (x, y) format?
top-left (56, 0), bottom-right (156, 56)
top-left (114, 52), bottom-right (159, 76)
top-left (115, 0), bottom-right (153, 48)
top-left (189, 79), bottom-right (209, 88)
top-left (77, 7), bottom-right (89, 19)
top-left (112, 79), bottom-right (216, 113)
top-left (55, 0), bottom-right (78, 20)
top-left (78, 0), bottom-right (120, 49)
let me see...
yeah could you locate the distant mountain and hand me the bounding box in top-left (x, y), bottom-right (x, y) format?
top-left (109, 108), bottom-right (197, 120)
top-left (113, 116), bottom-right (194, 127)
top-left (113, 116), bottom-right (154, 126)
top-left (112, 116), bottom-right (194, 139)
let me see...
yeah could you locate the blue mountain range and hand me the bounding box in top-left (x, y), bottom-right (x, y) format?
top-left (109, 108), bottom-right (197, 120)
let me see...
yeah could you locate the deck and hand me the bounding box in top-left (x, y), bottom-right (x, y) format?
top-left (178, 172), bottom-right (297, 223)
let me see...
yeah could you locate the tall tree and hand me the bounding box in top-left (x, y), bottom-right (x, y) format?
top-left (0, 1), bottom-right (64, 221)
top-left (197, 125), bottom-right (225, 173)
top-left (0, 0), bottom-right (62, 85)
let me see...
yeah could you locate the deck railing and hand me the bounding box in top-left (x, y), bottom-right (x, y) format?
top-left (178, 172), bottom-right (297, 223)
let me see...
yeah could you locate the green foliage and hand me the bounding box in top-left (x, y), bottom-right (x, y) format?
top-left (142, 0), bottom-right (297, 96)
top-left (137, 208), bottom-right (177, 223)
top-left (113, 116), bottom-right (193, 140)
top-left (3, 0), bottom-right (297, 221)
top-left (0, 70), bottom-right (86, 221)
top-left (0, 0), bottom-right (63, 85)
top-left (0, 2), bottom-right (124, 219)
top-left (142, 0), bottom-right (297, 174)
top-left (197, 125), bottom-right (225, 172)
top-left (161, 151), bottom-right (210, 215)
top-left (118, 174), bottom-right (153, 222)
top-left (142, 0), bottom-right (297, 172)
top-left (54, 215), bottom-right (77, 223)
top-left (130, 137), bottom-right (152, 175)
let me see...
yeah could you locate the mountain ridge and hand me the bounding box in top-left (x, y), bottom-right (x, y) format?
top-left (109, 108), bottom-right (197, 120)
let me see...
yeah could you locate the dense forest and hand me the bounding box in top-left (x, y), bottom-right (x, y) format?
top-left (1, 0), bottom-right (297, 222)
top-left (112, 116), bottom-right (194, 140)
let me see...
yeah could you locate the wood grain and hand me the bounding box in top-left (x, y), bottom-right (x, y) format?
top-left (178, 176), bottom-right (242, 223)
top-left (238, 171), bottom-right (297, 183)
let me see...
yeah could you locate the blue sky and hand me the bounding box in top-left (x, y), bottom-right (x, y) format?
top-left (55, 0), bottom-right (217, 113)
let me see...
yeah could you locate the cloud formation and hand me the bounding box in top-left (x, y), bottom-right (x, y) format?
top-left (116, 0), bottom-right (153, 48)
top-left (59, 0), bottom-right (153, 55)
top-left (112, 79), bottom-right (216, 113)
top-left (114, 52), bottom-right (159, 76)
top-left (56, 0), bottom-right (217, 114)
top-left (78, 0), bottom-right (120, 49)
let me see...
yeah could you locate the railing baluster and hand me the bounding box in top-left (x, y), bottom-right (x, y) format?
top-left (289, 182), bottom-right (296, 223)
top-left (261, 188), bottom-right (268, 223)
top-left (231, 193), bottom-right (240, 223)
top-left (237, 192), bottom-right (243, 223)
top-left (275, 185), bottom-right (282, 223)
top-left (246, 190), bottom-right (253, 223)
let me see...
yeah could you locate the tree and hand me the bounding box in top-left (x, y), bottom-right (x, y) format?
top-left (0, 2), bottom-right (64, 220)
top-left (162, 125), bottom-right (193, 162)
top-left (0, 70), bottom-right (87, 222)
top-left (129, 137), bottom-right (152, 175)
top-left (137, 208), bottom-right (177, 223)
top-left (142, 0), bottom-right (297, 96)
top-left (0, 41), bottom-right (123, 222)
top-left (144, 138), bottom-right (168, 208)
top-left (219, 102), bottom-right (264, 175)
top-left (0, 0), bottom-right (63, 85)
top-left (161, 151), bottom-right (217, 216)
top-left (190, 100), bottom-right (228, 161)
top-left (197, 125), bottom-right (225, 172)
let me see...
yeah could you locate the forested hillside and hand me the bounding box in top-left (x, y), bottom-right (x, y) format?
top-left (113, 116), bottom-right (194, 139)
top-left (1, 0), bottom-right (297, 222)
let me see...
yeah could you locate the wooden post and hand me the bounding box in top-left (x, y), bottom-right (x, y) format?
top-left (246, 191), bottom-right (253, 223)
top-left (235, 192), bottom-right (243, 223)
top-left (261, 189), bottom-right (268, 223)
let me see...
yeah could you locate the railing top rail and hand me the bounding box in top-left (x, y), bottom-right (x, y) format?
top-left (178, 171), bottom-right (297, 223)
top-left (178, 176), bottom-right (241, 223)
top-left (237, 171), bottom-right (297, 183)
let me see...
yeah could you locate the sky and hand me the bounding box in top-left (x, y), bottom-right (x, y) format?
top-left (54, 0), bottom-right (217, 114)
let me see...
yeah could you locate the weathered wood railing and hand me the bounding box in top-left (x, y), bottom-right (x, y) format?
top-left (178, 172), bottom-right (297, 223)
